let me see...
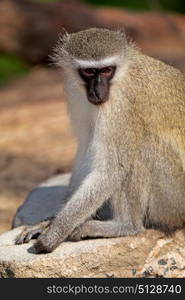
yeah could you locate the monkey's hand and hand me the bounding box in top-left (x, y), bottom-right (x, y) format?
top-left (15, 219), bottom-right (52, 245)
top-left (33, 231), bottom-right (55, 254)
top-left (33, 221), bottom-right (64, 254)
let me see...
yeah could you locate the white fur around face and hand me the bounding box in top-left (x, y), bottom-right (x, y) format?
top-left (73, 56), bottom-right (119, 68)
top-left (62, 54), bottom-right (131, 145)
top-left (62, 67), bottom-right (97, 142)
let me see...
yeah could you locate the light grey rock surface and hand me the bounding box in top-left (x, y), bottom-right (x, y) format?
top-left (12, 173), bottom-right (71, 228)
top-left (0, 227), bottom-right (158, 278)
top-left (0, 228), bottom-right (185, 278)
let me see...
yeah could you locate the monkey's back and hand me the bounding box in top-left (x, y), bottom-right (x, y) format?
top-left (124, 53), bottom-right (185, 231)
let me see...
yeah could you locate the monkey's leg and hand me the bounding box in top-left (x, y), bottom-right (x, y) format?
top-left (15, 193), bottom-right (140, 244)
top-left (68, 219), bottom-right (141, 241)
top-left (15, 219), bottom-right (53, 245)
top-left (69, 190), bottom-right (144, 241)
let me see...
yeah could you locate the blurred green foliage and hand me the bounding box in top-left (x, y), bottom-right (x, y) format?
top-left (85, 0), bottom-right (185, 13)
top-left (32, 0), bottom-right (185, 13)
top-left (87, 0), bottom-right (151, 10)
top-left (0, 54), bottom-right (30, 85)
top-left (32, 0), bottom-right (57, 2)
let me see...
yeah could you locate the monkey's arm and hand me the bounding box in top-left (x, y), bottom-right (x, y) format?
top-left (34, 171), bottom-right (116, 253)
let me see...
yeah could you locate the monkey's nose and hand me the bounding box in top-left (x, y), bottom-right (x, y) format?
top-left (88, 88), bottom-right (108, 105)
top-left (94, 83), bottom-right (107, 101)
top-left (87, 79), bottom-right (109, 105)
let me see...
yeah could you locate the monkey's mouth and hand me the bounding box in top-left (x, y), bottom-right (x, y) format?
top-left (87, 96), bottom-right (109, 105)
top-left (87, 85), bottom-right (109, 105)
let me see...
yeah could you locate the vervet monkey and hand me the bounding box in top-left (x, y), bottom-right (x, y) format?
top-left (15, 28), bottom-right (185, 253)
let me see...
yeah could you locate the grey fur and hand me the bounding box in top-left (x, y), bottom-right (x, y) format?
top-left (54, 28), bottom-right (132, 62)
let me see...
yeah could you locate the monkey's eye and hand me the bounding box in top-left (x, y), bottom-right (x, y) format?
top-left (79, 68), bottom-right (96, 78)
top-left (101, 66), bottom-right (115, 77)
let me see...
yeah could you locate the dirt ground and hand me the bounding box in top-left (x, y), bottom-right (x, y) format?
top-left (0, 67), bottom-right (76, 234)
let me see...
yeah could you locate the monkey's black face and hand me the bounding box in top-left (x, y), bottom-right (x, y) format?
top-left (78, 66), bottom-right (116, 105)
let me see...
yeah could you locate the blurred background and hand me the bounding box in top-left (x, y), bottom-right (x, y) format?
top-left (0, 0), bottom-right (185, 234)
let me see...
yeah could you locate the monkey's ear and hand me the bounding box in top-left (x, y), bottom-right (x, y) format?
top-left (117, 27), bottom-right (127, 39)
top-left (58, 28), bottom-right (70, 46)
top-left (117, 27), bottom-right (136, 50)
top-left (50, 28), bottom-right (70, 66)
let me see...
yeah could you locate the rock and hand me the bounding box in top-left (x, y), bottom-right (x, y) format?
top-left (137, 230), bottom-right (185, 278)
top-left (0, 227), bottom-right (160, 278)
top-left (12, 173), bottom-right (71, 227)
top-left (0, 227), bottom-right (185, 278)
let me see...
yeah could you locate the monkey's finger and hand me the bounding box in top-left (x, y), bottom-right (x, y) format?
top-left (15, 231), bottom-right (29, 245)
top-left (15, 228), bottom-right (41, 244)
top-left (23, 228), bottom-right (43, 243)
top-left (15, 220), bottom-right (52, 245)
